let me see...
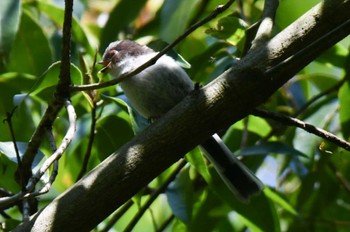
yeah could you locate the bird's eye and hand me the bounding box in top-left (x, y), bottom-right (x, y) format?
top-left (105, 50), bottom-right (118, 61)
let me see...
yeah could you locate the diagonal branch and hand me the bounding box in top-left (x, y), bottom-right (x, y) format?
top-left (251, 108), bottom-right (350, 151)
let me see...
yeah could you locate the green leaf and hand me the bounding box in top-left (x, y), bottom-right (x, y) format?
top-left (231, 115), bottom-right (271, 137)
top-left (264, 187), bottom-right (298, 216)
top-left (101, 94), bottom-right (150, 134)
top-left (30, 61), bottom-right (82, 96)
top-left (148, 40), bottom-right (191, 68)
top-left (95, 114), bottom-right (134, 161)
top-left (236, 142), bottom-right (308, 158)
top-left (339, 80), bottom-right (350, 139)
top-left (186, 148), bottom-right (211, 183)
top-left (190, 189), bottom-right (232, 232)
top-left (99, 0), bottom-right (148, 51)
top-left (7, 10), bottom-right (53, 76)
top-left (276, 0), bottom-right (321, 28)
top-left (205, 15), bottom-right (246, 44)
top-left (0, 0), bottom-right (21, 58)
top-left (34, 1), bottom-right (95, 57)
top-left (207, 167), bottom-right (280, 232)
top-left (316, 44), bottom-right (348, 68)
top-left (160, 0), bottom-right (198, 42)
top-left (0, 72), bottom-right (35, 113)
top-left (0, 142), bottom-right (44, 168)
top-left (0, 141), bottom-right (45, 192)
top-left (166, 166), bottom-right (193, 224)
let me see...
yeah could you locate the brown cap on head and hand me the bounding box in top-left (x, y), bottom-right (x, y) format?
top-left (99, 40), bottom-right (154, 73)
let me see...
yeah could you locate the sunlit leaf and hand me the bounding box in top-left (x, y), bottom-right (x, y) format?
top-left (205, 15), bottom-right (247, 46)
top-left (160, 0), bottom-right (198, 42)
top-left (186, 148), bottom-right (211, 183)
top-left (30, 61), bottom-right (82, 96)
top-left (264, 187), bottom-right (298, 216)
top-left (339, 80), bottom-right (350, 139)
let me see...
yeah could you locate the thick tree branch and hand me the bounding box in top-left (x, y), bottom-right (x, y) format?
top-left (14, 0), bottom-right (350, 231)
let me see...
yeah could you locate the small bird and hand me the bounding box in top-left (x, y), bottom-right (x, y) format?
top-left (99, 40), bottom-right (263, 201)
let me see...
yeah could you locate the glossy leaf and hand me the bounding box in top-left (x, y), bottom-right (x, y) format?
top-left (339, 80), bottom-right (350, 139)
top-left (30, 61), bottom-right (82, 96)
top-left (34, 1), bottom-right (96, 57)
top-left (101, 94), bottom-right (150, 134)
top-left (7, 10), bottom-right (53, 76)
top-left (0, 141), bottom-right (45, 192)
top-left (0, 0), bottom-right (20, 59)
top-left (160, 0), bottom-right (198, 42)
top-left (207, 167), bottom-right (280, 232)
top-left (264, 187), bottom-right (298, 216)
top-left (99, 0), bottom-right (148, 51)
top-left (166, 166), bottom-right (193, 224)
top-left (95, 114), bottom-right (134, 161)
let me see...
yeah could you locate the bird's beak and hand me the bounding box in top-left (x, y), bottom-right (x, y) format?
top-left (98, 60), bottom-right (111, 73)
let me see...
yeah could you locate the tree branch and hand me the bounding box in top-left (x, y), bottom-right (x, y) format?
top-left (14, 0), bottom-right (350, 231)
top-left (19, 0), bottom-right (74, 188)
top-left (251, 0), bottom-right (279, 48)
top-left (251, 108), bottom-right (350, 151)
top-left (0, 100), bottom-right (76, 208)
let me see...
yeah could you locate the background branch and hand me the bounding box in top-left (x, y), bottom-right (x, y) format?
top-left (19, 0), bottom-right (74, 189)
top-left (0, 100), bottom-right (76, 208)
top-left (251, 108), bottom-right (350, 151)
top-left (251, 0), bottom-right (279, 48)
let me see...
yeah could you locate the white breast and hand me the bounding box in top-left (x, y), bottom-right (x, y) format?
top-left (116, 53), bottom-right (194, 118)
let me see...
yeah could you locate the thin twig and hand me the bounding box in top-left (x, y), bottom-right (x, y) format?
top-left (328, 162), bottom-right (350, 194)
top-left (0, 100), bottom-right (76, 208)
top-left (70, 0), bottom-right (236, 92)
top-left (123, 160), bottom-right (187, 232)
top-left (25, 129), bottom-right (59, 198)
top-left (156, 214), bottom-right (175, 232)
top-left (25, 100), bottom-right (76, 195)
top-left (251, 108), bottom-right (350, 151)
top-left (76, 102), bottom-right (97, 181)
top-left (3, 107), bottom-right (25, 190)
top-left (99, 200), bottom-right (134, 232)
